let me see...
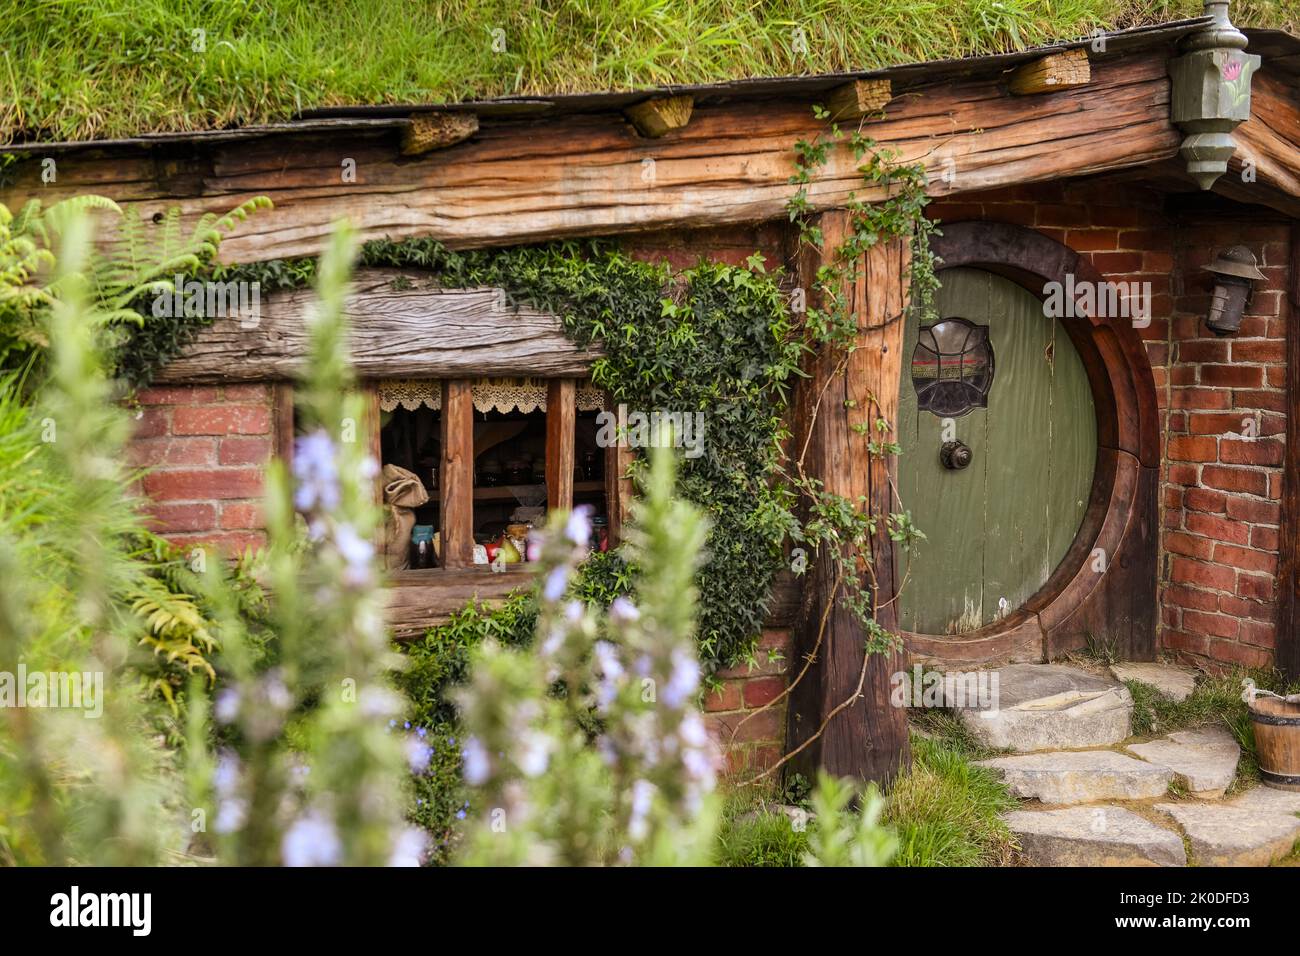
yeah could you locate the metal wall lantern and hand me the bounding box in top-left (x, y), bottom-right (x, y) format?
top-left (1205, 245), bottom-right (1265, 336)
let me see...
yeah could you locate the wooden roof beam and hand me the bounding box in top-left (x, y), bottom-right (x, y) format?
top-left (400, 111), bottom-right (479, 156)
top-left (1008, 48), bottom-right (1091, 95)
top-left (825, 79), bottom-right (893, 120)
top-left (623, 95), bottom-right (694, 138)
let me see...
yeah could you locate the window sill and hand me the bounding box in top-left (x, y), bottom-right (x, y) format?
top-left (384, 565), bottom-right (536, 638)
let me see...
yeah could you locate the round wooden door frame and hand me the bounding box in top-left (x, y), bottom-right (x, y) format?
top-left (900, 221), bottom-right (1159, 664)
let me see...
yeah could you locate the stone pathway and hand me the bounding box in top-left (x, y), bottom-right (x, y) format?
top-left (949, 661), bottom-right (1300, 867)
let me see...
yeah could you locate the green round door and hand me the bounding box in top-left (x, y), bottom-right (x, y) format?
top-left (895, 267), bottom-right (1096, 635)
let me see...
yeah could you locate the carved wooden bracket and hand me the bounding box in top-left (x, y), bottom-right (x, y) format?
top-left (1168, 1), bottom-right (1260, 190)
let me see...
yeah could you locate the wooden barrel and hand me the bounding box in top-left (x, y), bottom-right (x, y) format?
top-left (1250, 697), bottom-right (1300, 791)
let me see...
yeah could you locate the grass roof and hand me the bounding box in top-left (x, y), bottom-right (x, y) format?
top-left (3, 0), bottom-right (1296, 145)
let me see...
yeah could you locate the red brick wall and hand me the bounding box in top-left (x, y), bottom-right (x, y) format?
top-left (703, 628), bottom-right (792, 776)
top-left (128, 383), bottom-right (275, 555)
top-left (930, 181), bottom-right (1292, 671)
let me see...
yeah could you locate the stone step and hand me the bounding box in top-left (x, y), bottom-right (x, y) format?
top-left (1229, 785), bottom-right (1300, 816)
top-left (951, 663), bottom-right (1133, 752)
top-left (1109, 661), bottom-right (1198, 702)
top-left (1125, 727), bottom-right (1241, 798)
top-left (1153, 802), bottom-right (1300, 866)
top-left (1005, 806), bottom-right (1186, 867)
top-left (976, 750), bottom-right (1173, 804)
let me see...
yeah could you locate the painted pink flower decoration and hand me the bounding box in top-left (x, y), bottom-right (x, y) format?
top-left (1223, 59), bottom-right (1243, 82)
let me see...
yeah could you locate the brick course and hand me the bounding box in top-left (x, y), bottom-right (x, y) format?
top-left (129, 383), bottom-right (278, 555)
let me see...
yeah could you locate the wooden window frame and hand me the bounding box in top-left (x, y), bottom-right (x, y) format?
top-left (360, 377), bottom-right (628, 631)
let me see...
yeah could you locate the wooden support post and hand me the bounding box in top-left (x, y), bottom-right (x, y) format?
top-left (273, 382), bottom-right (295, 466)
top-left (400, 111), bottom-right (479, 156)
top-left (623, 95), bottom-right (694, 138)
top-left (825, 79), bottom-right (893, 120)
top-left (1277, 223), bottom-right (1300, 680)
top-left (786, 211), bottom-right (912, 785)
top-left (546, 378), bottom-right (576, 512)
top-left (440, 380), bottom-right (475, 568)
top-left (1008, 48), bottom-right (1091, 95)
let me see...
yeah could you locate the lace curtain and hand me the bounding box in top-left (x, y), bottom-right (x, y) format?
top-left (379, 377), bottom-right (607, 414)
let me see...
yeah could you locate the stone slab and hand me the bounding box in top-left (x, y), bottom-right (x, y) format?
top-left (1154, 802), bottom-right (1300, 866)
top-left (1110, 662), bottom-right (1198, 702)
top-left (977, 750), bottom-right (1173, 804)
top-left (1127, 727), bottom-right (1241, 798)
top-left (952, 664), bottom-right (1133, 752)
top-left (1006, 806), bottom-right (1186, 867)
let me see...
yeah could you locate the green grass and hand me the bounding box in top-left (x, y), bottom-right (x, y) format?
top-left (1126, 666), bottom-right (1300, 793)
top-left (4, 1), bottom-right (1295, 144)
top-left (713, 726), bottom-right (1018, 866)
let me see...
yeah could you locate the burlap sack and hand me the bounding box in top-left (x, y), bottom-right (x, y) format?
top-left (382, 464), bottom-right (430, 570)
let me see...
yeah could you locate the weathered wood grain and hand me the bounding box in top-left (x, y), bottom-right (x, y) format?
top-left (786, 212), bottom-right (911, 786)
top-left (1008, 49), bottom-right (1091, 95)
top-left (440, 380), bottom-right (474, 568)
top-left (386, 567), bottom-right (534, 636)
top-left (153, 268), bottom-right (601, 383)
top-left (1229, 71), bottom-right (1300, 217)
top-left (0, 56), bottom-right (1186, 263)
top-left (546, 378), bottom-right (576, 511)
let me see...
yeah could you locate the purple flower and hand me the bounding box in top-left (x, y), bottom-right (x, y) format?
top-left (609, 597), bottom-right (640, 625)
top-left (543, 566), bottom-right (568, 603)
top-left (214, 688), bottom-right (240, 725)
top-left (293, 430), bottom-right (340, 514)
top-left (282, 812), bottom-right (342, 867)
top-left (661, 648), bottom-right (700, 708)
top-left (334, 523), bottom-right (375, 585)
top-left (462, 737), bottom-right (491, 786)
top-left (406, 738), bottom-right (433, 773)
top-left (388, 827), bottom-right (427, 867)
top-left (1223, 58), bottom-right (1243, 81)
top-left (564, 506), bottom-right (592, 547)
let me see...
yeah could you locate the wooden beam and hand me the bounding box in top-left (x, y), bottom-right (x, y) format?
top-left (2, 55), bottom-right (1187, 262)
top-left (1277, 221), bottom-right (1300, 681)
top-left (386, 568), bottom-right (532, 636)
top-left (153, 268), bottom-right (600, 383)
top-left (1008, 48), bottom-right (1091, 95)
top-left (440, 380), bottom-right (474, 569)
top-left (786, 211), bottom-right (911, 785)
top-left (401, 112), bottom-right (479, 156)
top-left (546, 378), bottom-right (576, 511)
top-left (623, 95), bottom-right (694, 138)
top-left (825, 79), bottom-right (892, 120)
top-left (1222, 71), bottom-right (1300, 218)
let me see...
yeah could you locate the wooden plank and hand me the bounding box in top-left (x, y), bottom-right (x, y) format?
top-left (153, 268), bottom-right (601, 383)
top-left (1278, 222), bottom-right (1300, 681)
top-left (361, 381), bottom-right (383, 509)
top-left (1008, 49), bottom-right (1091, 95)
top-left (440, 380), bottom-right (474, 569)
top-left (401, 112), bottom-right (479, 156)
top-left (1220, 72), bottom-right (1300, 218)
top-left (786, 212), bottom-right (910, 785)
top-left (273, 382), bottom-right (295, 464)
top-left (825, 79), bottom-right (893, 120)
top-left (546, 378), bottom-right (576, 511)
top-left (605, 441), bottom-right (634, 545)
top-left (385, 567), bottom-right (534, 636)
top-left (623, 95), bottom-right (694, 138)
top-left (0, 55), bottom-right (1187, 262)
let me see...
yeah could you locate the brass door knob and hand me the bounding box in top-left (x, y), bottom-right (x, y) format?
top-left (940, 440), bottom-right (972, 470)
